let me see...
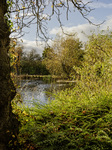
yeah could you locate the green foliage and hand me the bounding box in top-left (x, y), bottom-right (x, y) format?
top-left (42, 46), bottom-right (63, 76)
top-left (42, 47), bottom-right (54, 59)
top-left (6, 0), bottom-right (14, 31)
top-left (9, 46), bottom-right (50, 75)
top-left (9, 41), bottom-right (23, 75)
top-left (60, 35), bottom-right (84, 78)
top-left (21, 49), bottom-right (49, 75)
top-left (74, 30), bottom-right (112, 90)
top-left (42, 34), bottom-right (84, 78)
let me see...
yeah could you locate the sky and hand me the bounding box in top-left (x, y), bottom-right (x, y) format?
top-left (11, 0), bottom-right (112, 56)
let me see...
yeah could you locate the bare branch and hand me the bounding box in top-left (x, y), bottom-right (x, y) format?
top-left (8, 0), bottom-right (103, 41)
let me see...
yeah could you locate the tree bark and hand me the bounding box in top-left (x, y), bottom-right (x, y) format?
top-left (0, 1), bottom-right (19, 149)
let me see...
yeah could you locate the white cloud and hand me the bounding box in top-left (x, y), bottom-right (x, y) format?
top-left (49, 16), bottom-right (112, 43)
top-left (100, 15), bottom-right (112, 30)
top-left (49, 24), bottom-right (95, 42)
top-left (21, 39), bottom-right (46, 56)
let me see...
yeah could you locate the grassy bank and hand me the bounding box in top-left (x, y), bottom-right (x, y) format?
top-left (11, 74), bottom-right (69, 85)
top-left (11, 82), bottom-right (112, 150)
top-left (11, 74), bottom-right (65, 80)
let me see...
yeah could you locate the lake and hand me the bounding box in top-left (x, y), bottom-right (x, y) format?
top-left (17, 79), bottom-right (73, 106)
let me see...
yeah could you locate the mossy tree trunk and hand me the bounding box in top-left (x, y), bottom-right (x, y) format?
top-left (0, 1), bottom-right (19, 149)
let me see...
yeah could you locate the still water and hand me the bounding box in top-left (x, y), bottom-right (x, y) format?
top-left (17, 79), bottom-right (70, 106)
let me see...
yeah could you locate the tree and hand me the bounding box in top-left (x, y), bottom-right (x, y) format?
top-left (42, 46), bottom-right (54, 59)
top-left (21, 49), bottom-right (47, 75)
top-left (59, 35), bottom-right (84, 78)
top-left (42, 46), bottom-right (64, 76)
top-left (85, 30), bottom-right (112, 78)
top-left (43, 35), bottom-right (84, 78)
top-left (0, 0), bottom-right (94, 149)
top-left (0, 1), bottom-right (19, 150)
top-left (74, 30), bottom-right (112, 92)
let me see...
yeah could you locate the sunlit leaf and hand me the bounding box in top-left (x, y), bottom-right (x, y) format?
top-left (22, 6), bottom-right (25, 9)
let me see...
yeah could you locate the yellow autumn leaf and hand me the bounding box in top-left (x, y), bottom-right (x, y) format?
top-left (9, 140), bottom-right (12, 144)
top-left (22, 6), bottom-right (25, 9)
top-left (12, 135), bottom-right (15, 138)
top-left (23, 111), bottom-right (28, 116)
top-left (13, 28), bottom-right (16, 31)
top-left (13, 41), bottom-right (16, 45)
top-left (57, 2), bottom-right (62, 6)
top-left (6, 130), bottom-right (10, 133)
top-left (23, 110), bottom-right (26, 113)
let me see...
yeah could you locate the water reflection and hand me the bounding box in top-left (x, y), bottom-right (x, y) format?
top-left (17, 79), bottom-right (69, 106)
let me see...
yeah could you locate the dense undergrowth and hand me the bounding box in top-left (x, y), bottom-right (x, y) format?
top-left (11, 84), bottom-right (112, 150)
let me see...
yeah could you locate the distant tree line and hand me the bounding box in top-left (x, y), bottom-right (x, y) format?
top-left (9, 43), bottom-right (49, 75)
top-left (20, 49), bottom-right (49, 75)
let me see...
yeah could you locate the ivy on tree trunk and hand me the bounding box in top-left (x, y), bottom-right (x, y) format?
top-left (0, 1), bottom-right (19, 149)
